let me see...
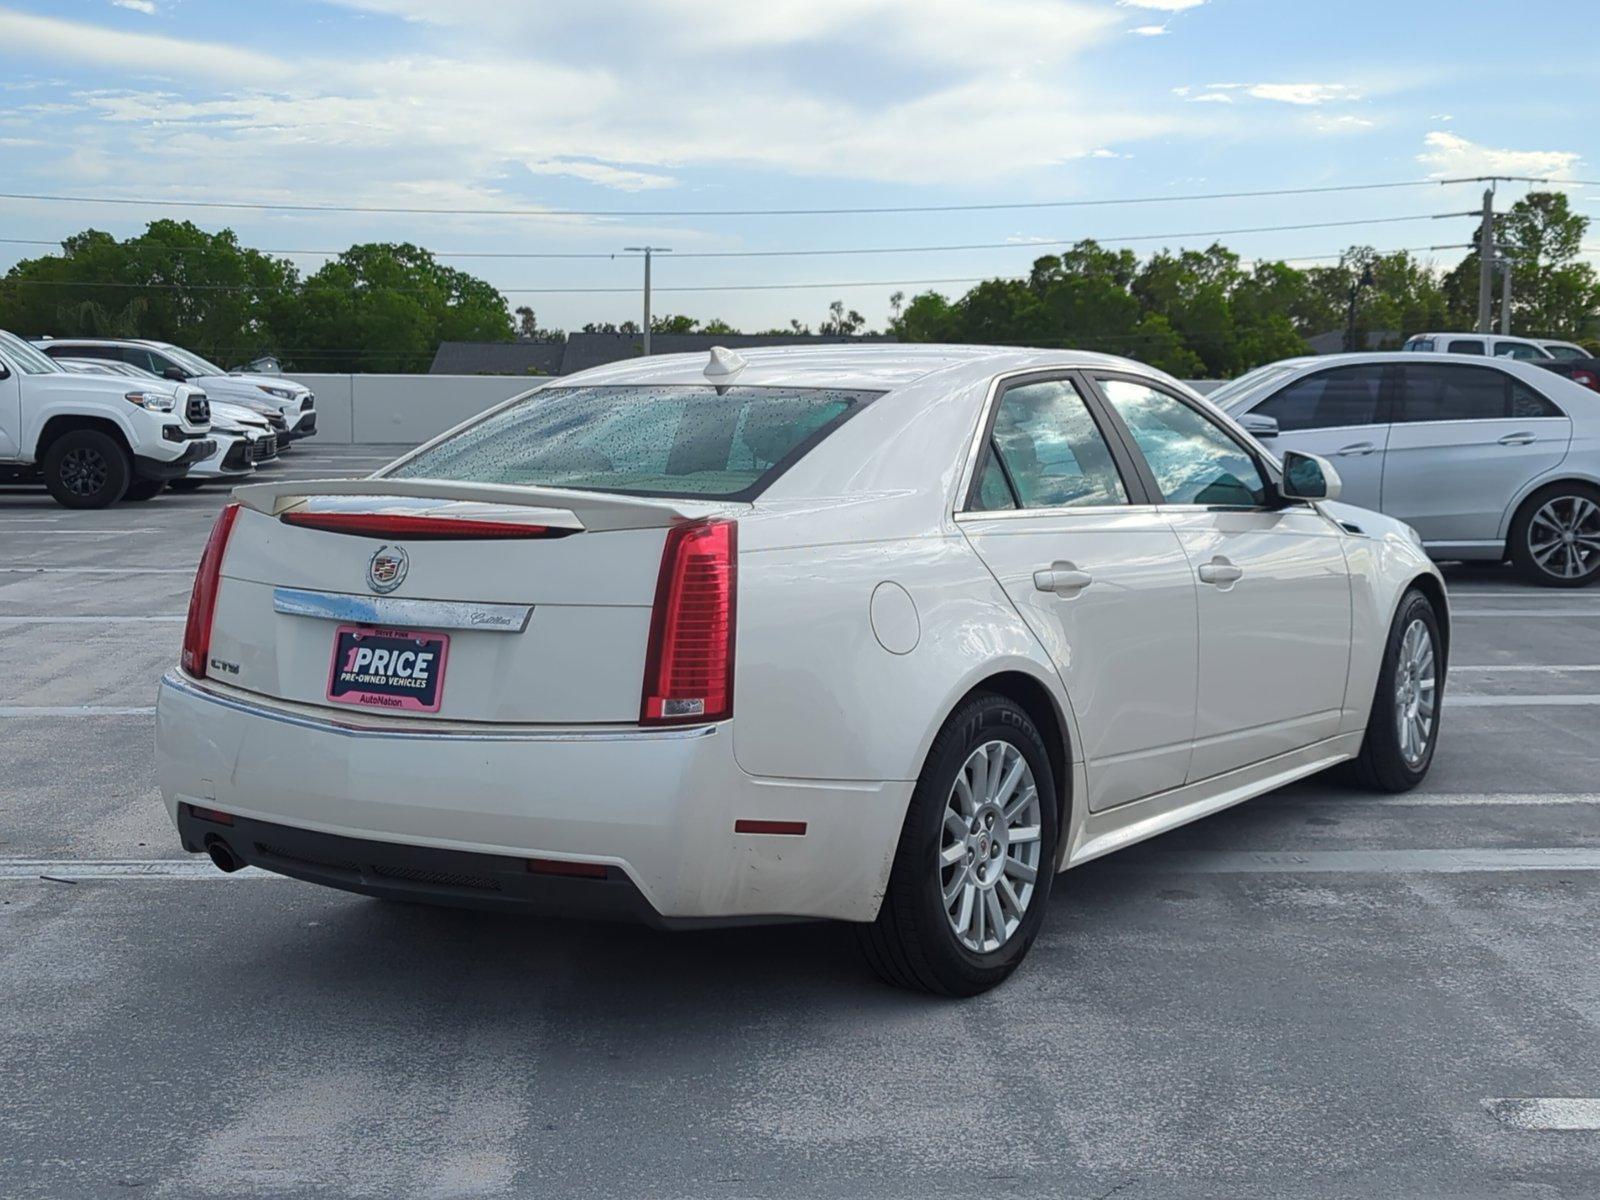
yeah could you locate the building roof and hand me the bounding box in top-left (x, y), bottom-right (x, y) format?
top-left (429, 340), bottom-right (566, 375)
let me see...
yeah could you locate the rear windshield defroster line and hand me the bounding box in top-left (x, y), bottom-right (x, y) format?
top-left (386, 384), bottom-right (880, 502)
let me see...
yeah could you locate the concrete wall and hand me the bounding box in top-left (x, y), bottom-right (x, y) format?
top-left (295, 374), bottom-right (541, 445)
top-left (292, 373), bottom-right (1225, 445)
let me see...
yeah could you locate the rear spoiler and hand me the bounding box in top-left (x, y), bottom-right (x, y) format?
top-left (230, 477), bottom-right (741, 532)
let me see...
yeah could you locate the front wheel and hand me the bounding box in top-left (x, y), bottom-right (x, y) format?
top-left (857, 692), bottom-right (1059, 996)
top-left (1351, 589), bottom-right (1444, 792)
top-left (1510, 483), bottom-right (1600, 587)
top-left (123, 479), bottom-right (167, 502)
top-left (42, 429), bottom-right (131, 509)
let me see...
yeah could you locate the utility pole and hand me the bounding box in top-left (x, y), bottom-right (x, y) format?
top-left (623, 246), bottom-right (672, 355)
top-left (1476, 187), bottom-right (1496, 334)
top-left (1500, 258), bottom-right (1514, 335)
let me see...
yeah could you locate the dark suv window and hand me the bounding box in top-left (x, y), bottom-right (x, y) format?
top-left (1396, 364), bottom-right (1563, 422)
top-left (1253, 365), bottom-right (1387, 432)
top-left (1447, 339), bottom-right (1485, 355)
top-left (46, 343), bottom-right (117, 362)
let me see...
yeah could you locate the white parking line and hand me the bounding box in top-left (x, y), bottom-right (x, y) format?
top-left (1453, 664), bottom-right (1600, 673)
top-left (1453, 610), bottom-right (1600, 618)
top-left (1483, 1098), bottom-right (1600, 1131)
top-left (0, 705), bottom-right (155, 716)
top-left (0, 566), bottom-right (192, 575)
top-left (0, 615), bottom-right (183, 624)
top-left (1327, 792), bottom-right (1600, 806)
top-left (0, 528), bottom-right (161, 536)
top-left (1130, 848), bottom-right (1600, 873)
top-left (1448, 694), bottom-right (1600, 707)
top-left (0, 860), bottom-right (279, 881)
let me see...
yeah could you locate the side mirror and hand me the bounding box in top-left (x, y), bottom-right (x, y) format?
top-left (163, 366), bottom-right (188, 382)
top-left (1281, 450), bottom-right (1342, 502)
top-left (1239, 412), bottom-right (1279, 439)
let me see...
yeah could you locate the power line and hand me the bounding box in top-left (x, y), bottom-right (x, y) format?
top-left (0, 213), bottom-right (1458, 263)
top-left (0, 246), bottom-right (1465, 297)
top-left (0, 179), bottom-right (1476, 219)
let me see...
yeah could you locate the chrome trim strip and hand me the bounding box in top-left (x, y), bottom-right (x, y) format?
top-left (160, 672), bottom-right (717, 744)
top-left (272, 586), bottom-right (533, 633)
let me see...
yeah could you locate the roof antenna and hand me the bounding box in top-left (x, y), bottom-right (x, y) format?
top-left (704, 345), bottom-right (746, 380)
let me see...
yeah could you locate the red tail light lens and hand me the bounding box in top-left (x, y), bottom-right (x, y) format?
top-left (182, 503), bottom-right (240, 679)
top-left (641, 519), bottom-right (736, 724)
top-left (280, 512), bottom-right (566, 539)
top-left (1572, 369), bottom-right (1600, 392)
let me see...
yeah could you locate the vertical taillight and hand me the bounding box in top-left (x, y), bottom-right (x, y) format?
top-left (641, 519), bottom-right (736, 724)
top-left (1572, 369), bottom-right (1599, 393)
top-left (181, 503), bottom-right (240, 679)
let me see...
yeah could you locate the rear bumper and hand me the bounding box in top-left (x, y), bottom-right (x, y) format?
top-left (155, 671), bottom-right (909, 924)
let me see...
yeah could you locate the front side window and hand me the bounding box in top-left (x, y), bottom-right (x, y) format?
top-left (1546, 345), bottom-right (1588, 362)
top-left (0, 331), bottom-right (62, 375)
top-left (388, 384), bottom-right (873, 500)
top-left (978, 378), bottom-right (1128, 510)
top-left (1098, 377), bottom-right (1268, 507)
top-left (1396, 364), bottom-right (1561, 422)
top-left (1447, 339), bottom-right (1485, 355)
top-left (1252, 365), bottom-right (1387, 432)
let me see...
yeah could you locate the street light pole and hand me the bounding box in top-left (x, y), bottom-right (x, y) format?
top-left (623, 246), bottom-right (672, 355)
top-left (1476, 187), bottom-right (1496, 334)
top-left (1500, 258), bottom-right (1514, 336)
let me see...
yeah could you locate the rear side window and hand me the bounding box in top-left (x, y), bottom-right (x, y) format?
top-left (981, 378), bottom-right (1128, 510)
top-left (1496, 341), bottom-right (1545, 360)
top-left (387, 384), bottom-right (875, 500)
top-left (1253, 365), bottom-right (1387, 432)
top-left (1447, 339), bottom-right (1485, 355)
top-left (1396, 364), bottom-right (1562, 422)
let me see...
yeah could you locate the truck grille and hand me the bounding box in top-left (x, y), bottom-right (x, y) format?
top-left (185, 394), bottom-right (210, 425)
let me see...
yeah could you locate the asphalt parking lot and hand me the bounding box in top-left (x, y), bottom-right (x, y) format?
top-left (3, 443), bottom-right (1599, 1200)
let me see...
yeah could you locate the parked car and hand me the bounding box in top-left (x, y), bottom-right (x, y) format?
top-left (1534, 339), bottom-right (1593, 361)
top-left (0, 328), bottom-right (214, 506)
top-left (156, 345), bottom-right (1447, 995)
top-left (35, 338), bottom-right (316, 443)
top-left (1218, 352), bottom-right (1600, 585)
top-left (1401, 332), bottom-right (1553, 359)
top-left (1534, 354), bottom-right (1600, 395)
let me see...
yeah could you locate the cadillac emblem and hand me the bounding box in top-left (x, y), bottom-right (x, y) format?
top-left (367, 544), bottom-right (409, 594)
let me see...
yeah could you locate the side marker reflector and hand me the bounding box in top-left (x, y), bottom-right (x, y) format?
top-left (734, 820), bottom-right (807, 836)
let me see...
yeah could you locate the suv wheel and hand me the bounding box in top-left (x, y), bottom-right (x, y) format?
top-left (1510, 483), bottom-right (1600, 587)
top-left (42, 429), bottom-right (131, 509)
top-left (857, 692), bottom-right (1059, 996)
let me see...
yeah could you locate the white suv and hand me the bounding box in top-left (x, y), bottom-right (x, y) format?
top-left (0, 329), bottom-right (214, 506)
top-left (1402, 332), bottom-right (1554, 360)
top-left (36, 338), bottom-right (317, 443)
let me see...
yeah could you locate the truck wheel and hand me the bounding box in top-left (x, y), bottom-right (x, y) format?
top-left (123, 479), bottom-right (167, 502)
top-left (42, 430), bottom-right (131, 508)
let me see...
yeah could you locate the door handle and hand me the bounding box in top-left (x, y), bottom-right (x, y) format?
top-left (1198, 556), bottom-right (1244, 587)
top-left (1498, 431), bottom-right (1536, 446)
top-left (1033, 562), bottom-right (1093, 596)
top-left (1337, 442), bottom-right (1377, 457)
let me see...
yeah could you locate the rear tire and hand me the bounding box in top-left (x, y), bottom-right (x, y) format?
top-left (42, 429), bottom-right (131, 509)
top-left (857, 692), bottom-right (1059, 996)
top-left (1351, 589), bottom-right (1443, 792)
top-left (123, 479), bottom-right (166, 502)
top-left (1509, 482), bottom-right (1600, 587)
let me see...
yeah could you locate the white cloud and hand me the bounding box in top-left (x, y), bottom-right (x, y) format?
top-left (1129, 24), bottom-right (1168, 35)
top-left (0, 6), bottom-right (280, 83)
top-left (1417, 131), bottom-right (1581, 180)
top-left (1242, 83), bottom-right (1359, 106)
top-left (1117, 0), bottom-right (1206, 10)
top-left (111, 0), bottom-right (158, 14)
top-left (525, 160), bottom-right (677, 192)
top-left (1310, 113), bottom-right (1374, 134)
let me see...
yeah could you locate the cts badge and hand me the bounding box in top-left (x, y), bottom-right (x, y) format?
top-left (367, 544), bottom-right (409, 594)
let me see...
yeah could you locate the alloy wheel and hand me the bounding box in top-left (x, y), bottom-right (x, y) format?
top-left (939, 740), bottom-right (1043, 954)
top-left (1527, 495), bottom-right (1600, 581)
top-left (60, 447), bottom-right (108, 497)
top-left (1393, 618), bottom-right (1437, 767)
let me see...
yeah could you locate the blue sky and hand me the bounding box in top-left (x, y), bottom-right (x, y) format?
top-left (1, 0), bottom-right (1596, 333)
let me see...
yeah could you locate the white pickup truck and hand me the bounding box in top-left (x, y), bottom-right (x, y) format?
top-left (0, 329), bottom-right (215, 507)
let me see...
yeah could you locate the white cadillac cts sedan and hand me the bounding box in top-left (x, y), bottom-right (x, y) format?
top-left (156, 346), bottom-right (1448, 995)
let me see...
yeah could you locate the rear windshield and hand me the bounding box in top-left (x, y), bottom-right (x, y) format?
top-left (387, 384), bottom-right (877, 500)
